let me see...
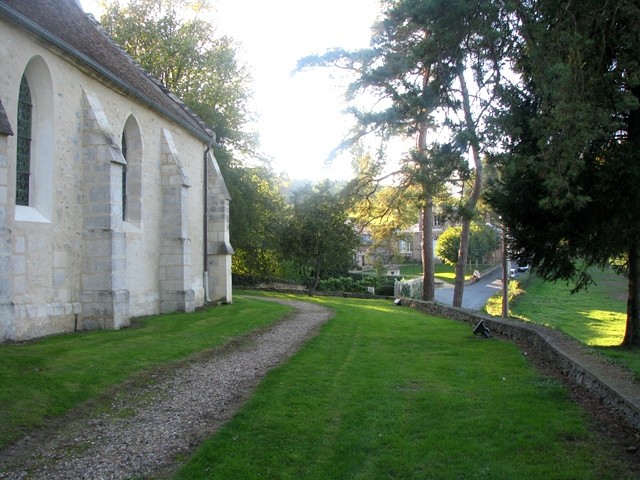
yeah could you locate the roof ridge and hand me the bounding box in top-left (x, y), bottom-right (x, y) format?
top-left (86, 9), bottom-right (216, 139)
top-left (0, 0), bottom-right (215, 143)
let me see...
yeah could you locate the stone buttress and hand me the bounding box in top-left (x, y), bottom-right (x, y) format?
top-left (80, 91), bottom-right (129, 330)
top-left (159, 128), bottom-right (194, 313)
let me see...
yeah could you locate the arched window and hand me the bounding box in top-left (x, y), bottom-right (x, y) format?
top-left (16, 74), bottom-right (32, 206)
top-left (121, 115), bottom-right (142, 226)
top-left (121, 130), bottom-right (127, 219)
top-left (15, 56), bottom-right (53, 222)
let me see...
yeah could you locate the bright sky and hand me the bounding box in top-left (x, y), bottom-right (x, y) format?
top-left (79, 0), bottom-right (382, 181)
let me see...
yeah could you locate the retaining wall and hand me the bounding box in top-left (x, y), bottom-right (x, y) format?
top-left (401, 298), bottom-right (640, 431)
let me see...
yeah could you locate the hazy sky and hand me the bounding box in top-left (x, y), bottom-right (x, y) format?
top-left (79, 0), bottom-right (381, 181)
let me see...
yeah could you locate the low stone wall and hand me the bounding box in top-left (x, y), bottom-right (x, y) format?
top-left (401, 298), bottom-right (640, 431)
top-left (247, 285), bottom-right (395, 301)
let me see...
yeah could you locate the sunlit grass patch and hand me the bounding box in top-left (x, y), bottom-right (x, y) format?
top-left (577, 309), bottom-right (627, 346)
top-left (508, 270), bottom-right (626, 345)
top-left (498, 269), bottom-right (640, 378)
top-left (176, 294), bottom-right (634, 480)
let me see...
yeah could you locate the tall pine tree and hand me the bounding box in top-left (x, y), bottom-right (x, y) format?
top-left (299, 0), bottom-right (510, 303)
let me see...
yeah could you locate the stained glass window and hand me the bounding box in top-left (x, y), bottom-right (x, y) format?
top-left (16, 74), bottom-right (32, 206)
top-left (121, 131), bottom-right (127, 219)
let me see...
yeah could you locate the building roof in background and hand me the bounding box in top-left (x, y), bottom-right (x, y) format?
top-left (0, 0), bottom-right (214, 143)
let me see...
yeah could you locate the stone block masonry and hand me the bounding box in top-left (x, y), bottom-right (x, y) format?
top-left (0, 131), bottom-right (13, 340)
top-left (80, 91), bottom-right (129, 330)
top-left (158, 129), bottom-right (194, 313)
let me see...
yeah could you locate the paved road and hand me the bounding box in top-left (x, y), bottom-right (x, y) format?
top-left (434, 267), bottom-right (505, 310)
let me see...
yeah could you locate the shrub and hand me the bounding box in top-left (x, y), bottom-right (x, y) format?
top-left (376, 283), bottom-right (395, 296)
top-left (317, 276), bottom-right (381, 294)
top-left (436, 223), bottom-right (500, 265)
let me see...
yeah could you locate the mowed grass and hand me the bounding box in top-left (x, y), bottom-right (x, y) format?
top-left (175, 293), bottom-right (634, 480)
top-left (399, 263), bottom-right (494, 282)
top-left (0, 298), bottom-right (293, 448)
top-left (488, 268), bottom-right (640, 380)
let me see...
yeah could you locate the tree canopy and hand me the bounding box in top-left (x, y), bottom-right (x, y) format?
top-left (298, 0), bottom-right (511, 303)
top-left (485, 0), bottom-right (640, 345)
top-left (100, 0), bottom-right (255, 157)
top-left (436, 223), bottom-right (500, 267)
top-left (223, 165), bottom-right (286, 281)
top-left (279, 183), bottom-right (360, 295)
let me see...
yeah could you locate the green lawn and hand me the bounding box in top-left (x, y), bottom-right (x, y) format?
top-left (398, 263), bottom-right (495, 281)
top-left (0, 298), bottom-right (293, 448)
top-left (175, 293), bottom-right (634, 479)
top-left (488, 268), bottom-right (640, 380)
top-left (1, 293), bottom-right (635, 479)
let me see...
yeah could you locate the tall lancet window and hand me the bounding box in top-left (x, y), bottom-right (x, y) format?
top-left (16, 74), bottom-right (32, 206)
top-left (121, 130), bottom-right (127, 220)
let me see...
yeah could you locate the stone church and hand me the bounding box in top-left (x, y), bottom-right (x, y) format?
top-left (0, 0), bottom-right (233, 341)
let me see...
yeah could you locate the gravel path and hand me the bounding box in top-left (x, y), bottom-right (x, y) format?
top-left (0, 297), bottom-right (333, 480)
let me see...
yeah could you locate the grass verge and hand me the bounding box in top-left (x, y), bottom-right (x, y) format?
top-left (486, 269), bottom-right (640, 380)
top-left (175, 293), bottom-right (634, 479)
top-left (399, 263), bottom-right (494, 282)
top-left (0, 297), bottom-right (292, 448)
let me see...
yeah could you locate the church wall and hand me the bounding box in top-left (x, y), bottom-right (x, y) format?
top-left (1, 21), bottom-right (84, 339)
top-left (87, 84), bottom-right (208, 317)
top-left (183, 137), bottom-right (206, 306)
top-left (0, 17), bottom-right (213, 340)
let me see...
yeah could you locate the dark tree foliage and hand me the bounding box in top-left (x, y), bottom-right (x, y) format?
top-left (101, 0), bottom-right (288, 281)
top-left (279, 183), bottom-right (360, 295)
top-left (486, 0), bottom-right (640, 345)
top-left (436, 223), bottom-right (500, 266)
top-left (221, 164), bottom-right (286, 282)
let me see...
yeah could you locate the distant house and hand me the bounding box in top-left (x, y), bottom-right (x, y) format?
top-left (398, 212), bottom-right (448, 263)
top-left (355, 212), bottom-right (448, 268)
top-left (0, 0), bottom-right (233, 341)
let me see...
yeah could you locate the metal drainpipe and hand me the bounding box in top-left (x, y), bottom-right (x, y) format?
top-left (203, 143), bottom-right (211, 303)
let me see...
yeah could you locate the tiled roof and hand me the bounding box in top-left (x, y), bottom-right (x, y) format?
top-left (0, 0), bottom-right (214, 143)
top-left (0, 98), bottom-right (12, 136)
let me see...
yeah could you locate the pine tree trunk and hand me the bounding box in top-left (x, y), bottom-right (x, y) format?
top-left (452, 68), bottom-right (483, 307)
top-left (452, 219), bottom-right (471, 307)
top-left (421, 203), bottom-right (435, 301)
top-left (417, 88), bottom-right (435, 302)
top-left (623, 85), bottom-right (640, 345)
top-left (623, 240), bottom-right (640, 346)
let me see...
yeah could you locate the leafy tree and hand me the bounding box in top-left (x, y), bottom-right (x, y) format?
top-left (299, 0), bottom-right (510, 304)
top-left (100, 0), bottom-right (288, 280)
top-left (485, 1), bottom-right (640, 344)
top-left (377, 0), bottom-right (512, 307)
top-left (436, 223), bottom-right (500, 266)
top-left (99, 0), bottom-right (255, 157)
top-left (279, 183), bottom-right (360, 295)
top-left (435, 227), bottom-right (461, 267)
top-left (346, 150), bottom-right (421, 266)
top-left (223, 165), bottom-right (286, 281)
top-left (299, 4), bottom-right (450, 301)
